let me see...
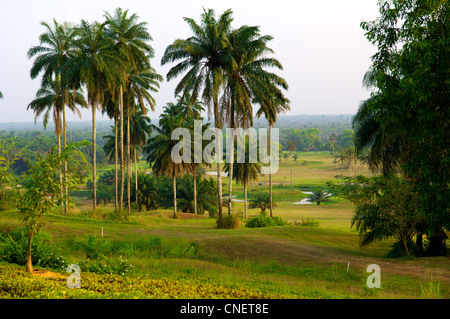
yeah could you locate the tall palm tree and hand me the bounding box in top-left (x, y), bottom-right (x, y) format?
top-left (223, 136), bottom-right (261, 219)
top-left (286, 140), bottom-right (296, 190)
top-left (143, 107), bottom-right (187, 218)
top-left (220, 24), bottom-right (283, 215)
top-left (104, 8), bottom-right (161, 213)
top-left (129, 105), bottom-right (153, 205)
top-left (161, 8), bottom-right (234, 223)
top-left (333, 147), bottom-right (347, 183)
top-left (28, 19), bottom-right (81, 214)
top-left (176, 93), bottom-right (208, 215)
top-left (71, 20), bottom-right (126, 211)
top-left (255, 87), bottom-right (290, 217)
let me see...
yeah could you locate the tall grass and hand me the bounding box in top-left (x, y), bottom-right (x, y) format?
top-left (66, 234), bottom-right (200, 260)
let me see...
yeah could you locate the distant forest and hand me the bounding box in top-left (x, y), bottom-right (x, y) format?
top-left (0, 114), bottom-right (354, 175)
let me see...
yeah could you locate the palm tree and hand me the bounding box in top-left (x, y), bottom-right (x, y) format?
top-left (71, 20), bottom-right (126, 211)
top-left (161, 8), bottom-right (234, 224)
top-left (104, 8), bottom-right (161, 213)
top-left (220, 24), bottom-right (283, 216)
top-left (286, 140), bottom-right (296, 190)
top-left (176, 94), bottom-right (209, 215)
top-left (129, 105), bottom-right (153, 205)
top-left (144, 108), bottom-right (187, 218)
top-left (333, 147), bottom-right (347, 183)
top-left (255, 87), bottom-right (290, 217)
top-left (27, 19), bottom-right (81, 214)
top-left (223, 136), bottom-right (261, 219)
top-left (306, 189), bottom-right (331, 205)
top-left (176, 174), bottom-right (217, 215)
top-left (353, 94), bottom-right (409, 177)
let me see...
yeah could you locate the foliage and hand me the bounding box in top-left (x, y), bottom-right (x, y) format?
top-left (294, 218), bottom-right (320, 227)
top-left (176, 174), bottom-right (218, 215)
top-left (248, 192), bottom-right (277, 213)
top-left (357, 0), bottom-right (450, 254)
top-left (306, 189), bottom-right (331, 205)
top-left (16, 141), bottom-right (89, 271)
top-left (245, 212), bottom-right (286, 228)
top-left (78, 256), bottom-right (134, 276)
top-left (216, 213), bottom-right (240, 229)
top-left (346, 176), bottom-right (421, 257)
top-left (0, 263), bottom-right (291, 299)
top-left (0, 231), bottom-right (69, 269)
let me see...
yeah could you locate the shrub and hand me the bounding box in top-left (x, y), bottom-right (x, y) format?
top-left (245, 212), bottom-right (286, 228)
top-left (294, 217), bottom-right (320, 227)
top-left (217, 214), bottom-right (240, 229)
top-left (0, 231), bottom-right (69, 269)
top-left (248, 192), bottom-right (276, 213)
top-left (78, 256), bottom-right (134, 276)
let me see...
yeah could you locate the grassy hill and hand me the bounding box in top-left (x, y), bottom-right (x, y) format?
top-left (0, 152), bottom-right (448, 299)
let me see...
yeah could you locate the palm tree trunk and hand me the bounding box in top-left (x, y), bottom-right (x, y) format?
top-left (135, 148), bottom-right (138, 206)
top-left (57, 126), bottom-right (63, 215)
top-left (173, 172), bottom-right (177, 218)
top-left (63, 104), bottom-right (68, 215)
top-left (114, 115), bottom-right (118, 210)
top-left (228, 127), bottom-right (234, 216)
top-left (193, 167), bottom-right (197, 215)
top-left (269, 124), bottom-right (273, 218)
top-left (127, 104), bottom-right (131, 214)
top-left (120, 86), bottom-right (124, 213)
top-left (244, 178), bottom-right (248, 219)
top-left (290, 150), bottom-right (293, 190)
top-left (92, 99), bottom-right (97, 212)
top-left (213, 101), bottom-right (223, 223)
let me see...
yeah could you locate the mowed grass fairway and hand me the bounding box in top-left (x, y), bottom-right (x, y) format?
top-left (1, 152), bottom-right (449, 299)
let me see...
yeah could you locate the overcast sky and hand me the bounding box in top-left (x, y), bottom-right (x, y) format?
top-left (0, 0), bottom-right (379, 123)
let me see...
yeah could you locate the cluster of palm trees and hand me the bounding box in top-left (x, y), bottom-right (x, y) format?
top-left (27, 8), bottom-right (162, 214)
top-left (333, 146), bottom-right (370, 181)
top-left (26, 8), bottom-right (289, 224)
top-left (161, 8), bottom-right (289, 224)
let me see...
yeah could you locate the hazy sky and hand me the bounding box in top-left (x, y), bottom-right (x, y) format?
top-left (0, 0), bottom-right (379, 123)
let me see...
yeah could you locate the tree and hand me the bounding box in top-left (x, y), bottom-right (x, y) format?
top-left (350, 176), bottom-right (421, 257)
top-left (176, 174), bottom-right (217, 215)
top-left (131, 172), bottom-right (158, 211)
top-left (17, 141), bottom-right (88, 273)
top-left (255, 87), bottom-right (290, 217)
top-left (143, 108), bottom-right (187, 218)
top-left (358, 0), bottom-right (449, 254)
top-left (0, 91), bottom-right (3, 99)
top-left (27, 20), bottom-right (86, 215)
top-left (104, 8), bottom-right (162, 214)
top-left (223, 136), bottom-right (261, 218)
top-left (306, 189), bottom-right (331, 205)
top-left (27, 78), bottom-right (87, 212)
top-left (286, 140), bottom-right (296, 190)
top-left (161, 8), bottom-right (234, 224)
top-left (71, 20), bottom-right (126, 212)
top-left (220, 24), bottom-right (284, 216)
top-left (249, 192), bottom-right (276, 214)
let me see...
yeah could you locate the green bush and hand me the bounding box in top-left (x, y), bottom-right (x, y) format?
top-left (294, 217), bottom-right (320, 227)
top-left (245, 212), bottom-right (286, 228)
top-left (0, 231), bottom-right (69, 269)
top-left (217, 214), bottom-right (240, 229)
